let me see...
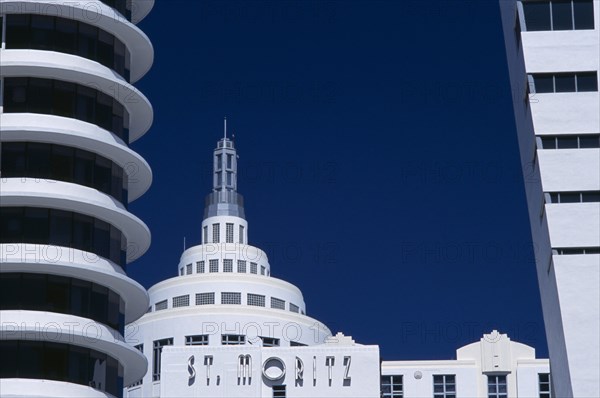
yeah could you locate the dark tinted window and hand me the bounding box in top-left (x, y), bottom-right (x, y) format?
top-left (541, 137), bottom-right (557, 149)
top-left (534, 74), bottom-right (554, 93)
top-left (0, 340), bottom-right (123, 396)
top-left (555, 74), bottom-right (576, 92)
top-left (552, 1), bottom-right (574, 30)
top-left (577, 72), bottom-right (598, 92)
top-left (0, 207), bottom-right (127, 267)
top-left (3, 77), bottom-right (130, 141)
top-left (0, 273), bottom-right (124, 332)
top-left (574, 0), bottom-right (595, 29)
top-left (523, 2), bottom-right (552, 31)
top-left (579, 135), bottom-right (600, 148)
top-left (557, 136), bottom-right (578, 148)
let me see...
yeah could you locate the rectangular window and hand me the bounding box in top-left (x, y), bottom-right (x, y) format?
top-left (381, 375), bottom-right (403, 397)
top-left (237, 260), bottom-right (247, 273)
top-left (223, 259), bottom-right (233, 272)
top-left (226, 223), bottom-right (234, 243)
top-left (247, 293), bottom-right (265, 307)
top-left (239, 225), bottom-right (245, 244)
top-left (185, 263), bottom-right (192, 275)
top-left (273, 385), bottom-right (286, 397)
top-left (531, 72), bottom-right (598, 93)
top-left (129, 344), bottom-right (144, 386)
top-left (226, 154), bottom-right (233, 169)
top-left (271, 297), bottom-right (285, 310)
top-left (203, 226), bottom-right (208, 244)
top-left (250, 262), bottom-right (258, 274)
top-left (172, 295), bottom-right (189, 308)
top-left (221, 292), bottom-right (241, 305)
top-left (539, 134), bottom-right (600, 149)
top-left (196, 292), bottom-right (215, 305)
top-left (289, 303), bottom-right (299, 313)
top-left (539, 373), bottom-right (551, 398)
top-left (522, 1), bottom-right (595, 31)
top-left (488, 375), bottom-right (508, 398)
top-left (185, 335), bottom-right (208, 346)
top-left (433, 374), bottom-right (456, 398)
top-left (152, 338), bottom-right (173, 381)
top-left (261, 337), bottom-right (280, 347)
top-left (197, 261), bottom-right (205, 273)
top-left (209, 259), bottom-right (219, 273)
top-left (222, 334), bottom-right (245, 345)
top-left (261, 265), bottom-right (266, 275)
top-left (212, 223), bottom-right (220, 243)
top-left (155, 300), bottom-right (167, 311)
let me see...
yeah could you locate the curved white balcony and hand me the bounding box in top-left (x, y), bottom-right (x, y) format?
top-left (0, 49), bottom-right (153, 141)
top-left (0, 243), bottom-right (149, 322)
top-left (0, 179), bottom-right (151, 262)
top-left (0, 0), bottom-right (154, 82)
top-left (0, 310), bottom-right (148, 385)
top-left (0, 113), bottom-right (152, 201)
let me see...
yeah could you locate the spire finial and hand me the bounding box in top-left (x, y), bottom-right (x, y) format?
top-left (224, 117), bottom-right (227, 141)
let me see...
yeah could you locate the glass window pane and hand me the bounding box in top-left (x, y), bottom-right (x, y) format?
top-left (27, 142), bottom-right (52, 179)
top-left (557, 136), bottom-right (578, 148)
top-left (52, 145), bottom-right (74, 181)
top-left (47, 275), bottom-right (70, 313)
top-left (6, 14), bottom-right (31, 49)
top-left (523, 1), bottom-right (552, 31)
top-left (28, 78), bottom-right (53, 114)
top-left (24, 207), bottom-right (49, 244)
top-left (1, 142), bottom-right (27, 176)
top-left (576, 72), bottom-right (598, 92)
top-left (49, 209), bottom-right (72, 247)
top-left (579, 135), bottom-right (600, 148)
top-left (534, 74), bottom-right (554, 93)
top-left (560, 193), bottom-right (580, 203)
top-left (554, 74), bottom-right (576, 92)
top-left (30, 15), bottom-right (55, 50)
top-left (552, 1), bottom-right (574, 30)
top-left (53, 81), bottom-right (77, 117)
top-left (574, 0), bottom-right (595, 29)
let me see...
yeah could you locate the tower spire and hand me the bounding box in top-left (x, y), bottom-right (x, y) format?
top-left (224, 117), bottom-right (227, 141)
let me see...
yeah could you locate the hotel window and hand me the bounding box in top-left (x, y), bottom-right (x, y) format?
top-left (197, 261), bottom-right (205, 273)
top-left (539, 373), bottom-right (551, 398)
top-left (226, 223), bottom-right (234, 243)
top-left (289, 303), bottom-right (299, 313)
top-left (237, 260), bottom-right (247, 273)
top-left (216, 154), bottom-right (222, 170)
top-left (261, 337), bottom-right (280, 347)
top-left (247, 293), bottom-right (265, 307)
top-left (488, 375), bottom-right (508, 398)
top-left (547, 191), bottom-right (600, 203)
top-left (554, 247), bottom-right (600, 255)
top-left (540, 134), bottom-right (600, 149)
top-left (226, 154), bottom-right (233, 169)
top-left (223, 259), bottom-right (233, 272)
top-left (522, 0), bottom-right (594, 31)
top-left (226, 172), bottom-right (233, 186)
top-left (212, 223), bottom-right (220, 243)
top-left (185, 335), bottom-right (208, 346)
top-left (209, 259), bottom-right (219, 273)
top-left (155, 300), bottom-right (167, 311)
top-left (203, 226), bottom-right (208, 243)
top-left (381, 375), bottom-right (403, 397)
top-left (152, 338), bottom-right (173, 381)
top-left (172, 295), bottom-right (189, 308)
top-left (222, 334), bottom-right (245, 345)
top-left (250, 262), bottom-right (258, 274)
top-left (221, 292), bottom-right (241, 305)
top-left (273, 385), bottom-right (286, 397)
top-left (433, 375), bottom-right (456, 398)
top-left (185, 263), bottom-right (192, 275)
top-left (129, 344), bottom-right (144, 386)
top-left (261, 265), bottom-right (266, 275)
top-left (179, 268), bottom-right (184, 276)
top-left (271, 297), bottom-right (285, 310)
top-left (196, 292), bottom-right (215, 305)
top-left (530, 72), bottom-right (598, 93)
top-left (239, 225), bottom-right (245, 244)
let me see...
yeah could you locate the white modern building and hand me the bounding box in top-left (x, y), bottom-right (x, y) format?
top-left (0, 0), bottom-right (154, 396)
top-left (499, 1), bottom-right (600, 397)
top-left (125, 135), bottom-right (551, 398)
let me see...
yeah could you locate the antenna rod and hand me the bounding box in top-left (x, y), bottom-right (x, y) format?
top-left (224, 117), bottom-right (227, 140)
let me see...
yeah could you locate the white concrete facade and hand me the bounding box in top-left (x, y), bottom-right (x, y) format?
top-left (499, 1), bottom-right (600, 397)
top-left (0, 1), bottom-right (154, 396)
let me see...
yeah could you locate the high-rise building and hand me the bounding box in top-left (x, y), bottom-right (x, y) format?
top-left (0, 1), bottom-right (155, 397)
top-left (124, 134), bottom-right (549, 398)
top-left (499, 1), bottom-right (599, 397)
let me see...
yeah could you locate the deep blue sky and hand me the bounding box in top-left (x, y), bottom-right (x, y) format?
top-left (129, 0), bottom-right (548, 361)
